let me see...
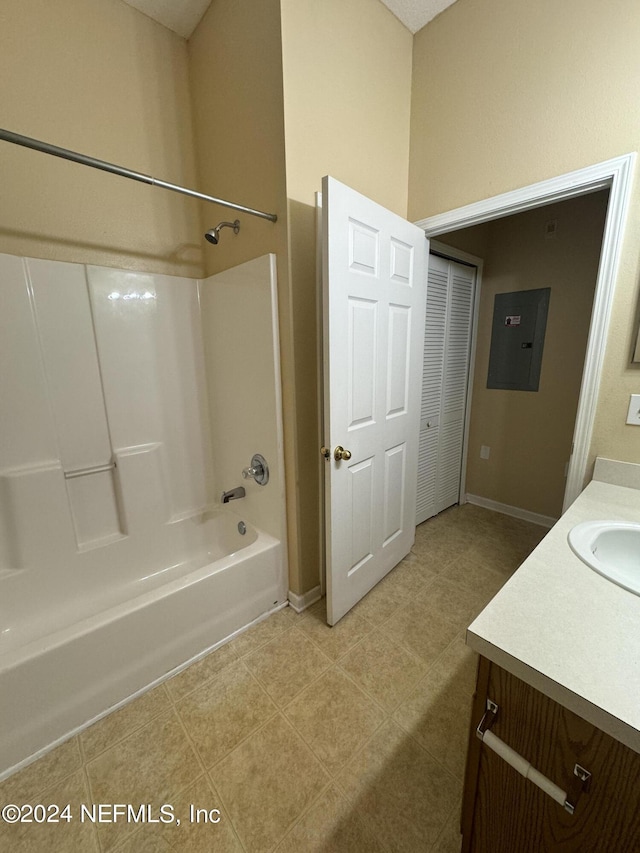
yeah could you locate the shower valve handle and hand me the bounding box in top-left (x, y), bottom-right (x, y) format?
top-left (242, 453), bottom-right (269, 486)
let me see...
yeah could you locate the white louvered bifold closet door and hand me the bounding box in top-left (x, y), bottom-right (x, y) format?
top-left (416, 255), bottom-right (475, 524)
top-left (416, 256), bottom-right (447, 524)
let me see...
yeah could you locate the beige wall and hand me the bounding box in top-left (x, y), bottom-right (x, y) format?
top-left (281, 0), bottom-right (413, 215)
top-left (188, 0), bottom-right (302, 583)
top-left (434, 224), bottom-right (490, 260)
top-left (187, 0), bottom-right (289, 280)
top-left (0, 0), bottom-right (202, 276)
top-left (410, 0), bottom-right (640, 485)
top-left (446, 191), bottom-right (609, 518)
top-left (281, 0), bottom-right (414, 593)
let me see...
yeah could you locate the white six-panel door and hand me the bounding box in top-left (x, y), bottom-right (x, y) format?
top-left (416, 254), bottom-right (475, 524)
top-left (322, 176), bottom-right (428, 625)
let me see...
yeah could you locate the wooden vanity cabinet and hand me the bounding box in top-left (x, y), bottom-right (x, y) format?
top-left (461, 657), bottom-right (640, 852)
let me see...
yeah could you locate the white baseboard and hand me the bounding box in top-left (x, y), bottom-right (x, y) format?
top-left (464, 494), bottom-right (557, 528)
top-left (288, 585), bottom-right (322, 613)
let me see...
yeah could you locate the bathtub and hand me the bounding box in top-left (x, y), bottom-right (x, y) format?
top-left (0, 510), bottom-right (286, 778)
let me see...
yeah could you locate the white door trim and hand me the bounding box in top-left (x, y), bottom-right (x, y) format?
top-left (428, 240), bottom-right (483, 506)
top-left (315, 191), bottom-right (326, 596)
top-left (415, 153), bottom-right (636, 512)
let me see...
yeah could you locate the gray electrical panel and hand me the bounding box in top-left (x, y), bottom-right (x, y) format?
top-left (487, 288), bottom-right (550, 391)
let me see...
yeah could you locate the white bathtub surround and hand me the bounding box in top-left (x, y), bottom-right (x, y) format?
top-left (0, 255), bottom-right (214, 579)
top-left (200, 255), bottom-right (287, 548)
top-left (88, 265), bottom-right (214, 524)
top-left (467, 458), bottom-right (640, 753)
top-left (0, 251), bottom-right (287, 776)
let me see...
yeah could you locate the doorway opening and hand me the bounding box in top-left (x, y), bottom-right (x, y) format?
top-left (415, 154), bottom-right (635, 518)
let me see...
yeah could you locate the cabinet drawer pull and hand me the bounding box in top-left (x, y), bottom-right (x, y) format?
top-left (481, 730), bottom-right (591, 814)
top-left (477, 699), bottom-right (591, 814)
top-left (476, 698), bottom-right (498, 737)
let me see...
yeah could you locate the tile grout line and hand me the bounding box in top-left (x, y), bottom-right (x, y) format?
top-left (208, 710), bottom-right (334, 853)
top-left (294, 617), bottom-right (379, 665)
top-left (398, 712), bottom-right (469, 789)
top-left (91, 709), bottom-right (212, 853)
top-left (391, 627), bottom-right (477, 716)
top-left (240, 624), bottom-right (335, 696)
top-left (427, 795), bottom-right (467, 852)
top-left (164, 650), bottom-right (241, 705)
top-left (77, 741), bottom-right (105, 853)
top-left (286, 695), bottom-right (392, 793)
top-left (202, 769), bottom-right (250, 853)
top-left (269, 645), bottom-right (398, 775)
top-left (269, 770), bottom-right (395, 853)
top-left (80, 683), bottom-right (174, 765)
top-left (333, 650), bottom-right (422, 717)
top-left (175, 658), bottom-right (282, 775)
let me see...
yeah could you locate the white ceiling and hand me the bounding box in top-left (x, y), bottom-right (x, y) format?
top-left (379, 0), bottom-right (459, 33)
top-left (122, 0), bottom-right (459, 39)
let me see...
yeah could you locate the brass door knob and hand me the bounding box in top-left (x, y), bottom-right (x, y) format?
top-left (333, 445), bottom-right (352, 461)
top-left (320, 446), bottom-right (331, 459)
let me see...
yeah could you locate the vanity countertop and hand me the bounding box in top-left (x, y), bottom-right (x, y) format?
top-left (466, 461), bottom-right (640, 753)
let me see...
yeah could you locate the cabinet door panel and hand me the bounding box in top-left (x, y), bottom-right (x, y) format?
top-left (464, 661), bottom-right (640, 853)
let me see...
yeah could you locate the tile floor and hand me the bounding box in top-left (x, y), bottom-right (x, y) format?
top-left (0, 503), bottom-right (546, 853)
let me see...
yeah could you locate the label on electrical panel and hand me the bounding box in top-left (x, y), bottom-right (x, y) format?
top-left (505, 315), bottom-right (521, 326)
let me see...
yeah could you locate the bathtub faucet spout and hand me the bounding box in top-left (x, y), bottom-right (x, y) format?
top-left (221, 486), bottom-right (246, 503)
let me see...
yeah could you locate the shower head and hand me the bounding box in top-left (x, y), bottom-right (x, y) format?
top-left (205, 219), bottom-right (241, 244)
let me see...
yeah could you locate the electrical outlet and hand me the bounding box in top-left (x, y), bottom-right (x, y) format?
top-left (626, 394), bottom-right (640, 425)
top-left (480, 445), bottom-right (490, 460)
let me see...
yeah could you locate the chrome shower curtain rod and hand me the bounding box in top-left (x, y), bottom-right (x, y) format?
top-left (0, 128), bottom-right (278, 223)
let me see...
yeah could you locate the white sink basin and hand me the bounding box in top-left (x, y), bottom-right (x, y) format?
top-left (568, 520), bottom-right (640, 596)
